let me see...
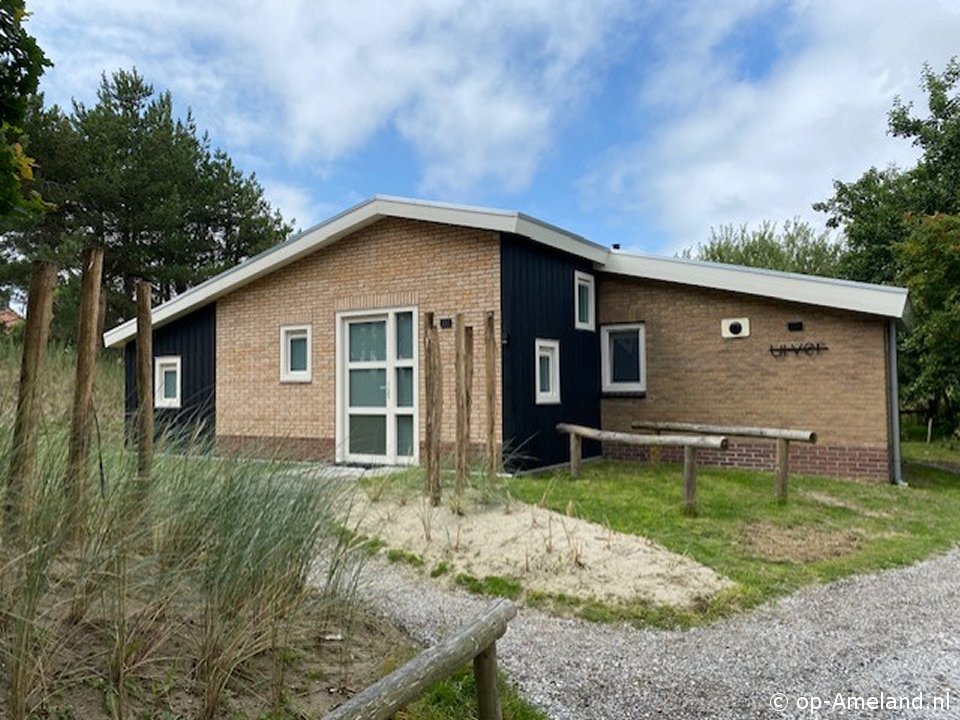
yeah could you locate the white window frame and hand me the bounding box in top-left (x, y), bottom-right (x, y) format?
top-left (280, 324), bottom-right (312, 383)
top-left (154, 356), bottom-right (182, 409)
top-left (334, 306), bottom-right (419, 465)
top-left (601, 323), bottom-right (647, 393)
top-left (574, 271), bottom-right (595, 331)
top-left (535, 338), bottom-right (561, 405)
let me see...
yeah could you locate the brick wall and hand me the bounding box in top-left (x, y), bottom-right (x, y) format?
top-left (598, 276), bottom-right (892, 480)
top-left (216, 217), bottom-right (501, 455)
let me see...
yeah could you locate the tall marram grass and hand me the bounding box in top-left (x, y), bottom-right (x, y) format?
top-left (0, 338), bottom-right (363, 719)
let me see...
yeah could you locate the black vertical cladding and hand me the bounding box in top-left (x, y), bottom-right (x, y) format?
top-left (124, 303), bottom-right (216, 440)
top-left (500, 233), bottom-right (601, 470)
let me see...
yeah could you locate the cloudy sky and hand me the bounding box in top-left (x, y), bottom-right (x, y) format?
top-left (27, 0), bottom-right (960, 254)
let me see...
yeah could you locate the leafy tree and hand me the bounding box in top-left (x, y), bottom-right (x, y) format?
top-left (817, 58), bottom-right (960, 429)
top-left (3, 69), bottom-right (292, 337)
top-left (681, 218), bottom-right (845, 277)
top-left (895, 214), bottom-right (960, 428)
top-left (0, 0), bottom-right (50, 219)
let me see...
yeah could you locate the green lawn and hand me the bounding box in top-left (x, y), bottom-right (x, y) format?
top-left (507, 460), bottom-right (960, 626)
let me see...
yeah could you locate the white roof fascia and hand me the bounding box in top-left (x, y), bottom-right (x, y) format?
top-left (103, 196), bottom-right (607, 347)
top-left (600, 252), bottom-right (910, 321)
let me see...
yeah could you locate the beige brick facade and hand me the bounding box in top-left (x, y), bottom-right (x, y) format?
top-left (216, 217), bottom-right (501, 457)
top-left (599, 276), bottom-right (892, 479)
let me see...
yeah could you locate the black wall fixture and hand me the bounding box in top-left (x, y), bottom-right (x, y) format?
top-left (787, 321), bottom-right (804, 332)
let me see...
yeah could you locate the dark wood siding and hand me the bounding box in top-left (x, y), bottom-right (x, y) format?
top-left (124, 302), bottom-right (216, 444)
top-left (500, 233), bottom-right (601, 470)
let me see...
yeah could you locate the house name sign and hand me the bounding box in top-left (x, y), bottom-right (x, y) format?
top-left (769, 342), bottom-right (829, 358)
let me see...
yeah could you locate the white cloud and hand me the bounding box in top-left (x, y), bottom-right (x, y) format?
top-left (582, 0), bottom-right (960, 254)
top-left (29, 0), bottom-right (630, 198)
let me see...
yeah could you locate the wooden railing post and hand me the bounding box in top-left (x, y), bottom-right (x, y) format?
top-left (325, 600), bottom-right (516, 720)
top-left (135, 281), bottom-right (154, 484)
top-left (66, 246), bottom-right (104, 536)
top-left (454, 314), bottom-right (467, 509)
top-left (6, 259), bottom-right (58, 537)
top-left (424, 312), bottom-right (442, 506)
top-left (473, 642), bottom-right (502, 720)
top-left (569, 431), bottom-right (582, 477)
top-left (484, 311), bottom-right (498, 480)
top-left (775, 438), bottom-right (789, 501)
top-left (682, 446), bottom-right (697, 516)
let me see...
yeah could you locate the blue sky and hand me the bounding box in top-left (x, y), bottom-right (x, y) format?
top-left (26, 0), bottom-right (960, 255)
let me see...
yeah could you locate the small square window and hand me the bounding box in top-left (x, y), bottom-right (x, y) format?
top-left (574, 271), bottom-right (595, 331)
top-left (601, 324), bottom-right (646, 393)
top-left (535, 338), bottom-right (561, 405)
top-left (280, 325), bottom-right (312, 383)
top-left (154, 356), bottom-right (181, 409)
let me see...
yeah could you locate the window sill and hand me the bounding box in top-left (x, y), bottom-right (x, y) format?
top-left (601, 391), bottom-right (646, 399)
top-left (280, 377), bottom-right (312, 384)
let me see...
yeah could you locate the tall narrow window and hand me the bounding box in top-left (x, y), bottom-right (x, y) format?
top-left (280, 325), bottom-right (312, 382)
top-left (574, 271), bottom-right (595, 331)
top-left (601, 324), bottom-right (646, 393)
top-left (535, 339), bottom-right (561, 404)
top-left (154, 356), bottom-right (182, 409)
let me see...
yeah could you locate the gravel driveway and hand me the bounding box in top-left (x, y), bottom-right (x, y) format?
top-left (359, 547), bottom-right (960, 719)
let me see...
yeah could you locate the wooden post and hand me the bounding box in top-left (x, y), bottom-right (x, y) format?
top-left (454, 314), bottom-right (467, 507)
top-left (135, 281), bottom-right (154, 483)
top-left (473, 642), bottom-right (502, 720)
top-left (484, 311), bottom-right (498, 479)
top-left (66, 247), bottom-right (104, 526)
top-left (6, 260), bottom-right (58, 536)
top-left (682, 445), bottom-right (697, 516)
top-left (424, 313), bottom-right (442, 506)
top-left (649, 428), bottom-right (661, 467)
top-left (464, 326), bottom-right (473, 455)
top-left (569, 432), bottom-right (582, 477)
top-left (775, 437), bottom-right (789, 501)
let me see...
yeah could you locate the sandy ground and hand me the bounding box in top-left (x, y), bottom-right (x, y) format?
top-left (354, 492), bottom-right (732, 608)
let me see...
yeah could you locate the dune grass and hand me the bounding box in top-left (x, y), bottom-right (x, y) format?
top-left (508, 459), bottom-right (960, 626)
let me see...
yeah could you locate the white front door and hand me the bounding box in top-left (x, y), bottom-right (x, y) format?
top-left (336, 308), bottom-right (418, 465)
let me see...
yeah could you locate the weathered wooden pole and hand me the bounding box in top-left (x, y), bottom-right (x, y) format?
top-left (135, 281), bottom-right (154, 484)
top-left (454, 314), bottom-right (468, 510)
top-left (649, 428), bottom-right (661, 467)
top-left (6, 260), bottom-right (58, 535)
top-left (569, 432), bottom-right (582, 477)
top-left (682, 445), bottom-right (698, 516)
top-left (775, 437), bottom-right (790, 501)
top-left (424, 313), bottom-right (442, 506)
top-left (473, 642), bottom-right (502, 720)
top-left (484, 311), bottom-right (498, 480)
top-left (65, 247), bottom-right (105, 524)
top-left (464, 325), bottom-right (474, 455)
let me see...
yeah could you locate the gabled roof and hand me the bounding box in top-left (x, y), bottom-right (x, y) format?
top-left (103, 195), bottom-right (911, 348)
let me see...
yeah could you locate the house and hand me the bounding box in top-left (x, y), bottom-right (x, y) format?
top-left (103, 196), bottom-right (911, 481)
top-left (0, 307), bottom-right (23, 333)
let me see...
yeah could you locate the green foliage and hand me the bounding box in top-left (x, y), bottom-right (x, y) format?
top-left (386, 548), bottom-right (425, 567)
top-left (0, 1), bottom-right (51, 219)
top-left (509, 461), bottom-right (960, 626)
top-left (816, 58), bottom-right (960, 428)
top-left (2, 69), bottom-right (292, 338)
top-left (681, 218), bottom-right (845, 277)
top-left (453, 574), bottom-right (522, 600)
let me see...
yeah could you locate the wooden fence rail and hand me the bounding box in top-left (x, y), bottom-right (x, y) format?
top-left (630, 421), bottom-right (817, 501)
top-left (556, 423), bottom-right (728, 515)
top-left (325, 599), bottom-right (517, 720)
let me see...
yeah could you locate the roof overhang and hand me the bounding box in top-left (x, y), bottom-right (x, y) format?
top-left (104, 195), bottom-right (607, 347)
top-left (103, 195), bottom-right (913, 348)
top-left (600, 252), bottom-right (913, 326)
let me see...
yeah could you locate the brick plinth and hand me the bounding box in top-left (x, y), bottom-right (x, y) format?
top-left (603, 439), bottom-right (890, 481)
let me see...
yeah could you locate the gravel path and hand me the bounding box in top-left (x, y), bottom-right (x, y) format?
top-left (358, 547), bottom-right (960, 719)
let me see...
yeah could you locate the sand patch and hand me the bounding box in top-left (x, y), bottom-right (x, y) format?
top-left (355, 495), bottom-right (732, 608)
top-left (742, 521), bottom-right (866, 563)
